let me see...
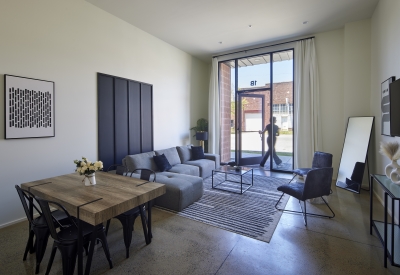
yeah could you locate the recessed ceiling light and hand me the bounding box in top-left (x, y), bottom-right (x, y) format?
top-left (254, 59), bottom-right (259, 62)
top-left (303, 21), bottom-right (308, 25)
top-left (219, 41), bottom-right (222, 44)
top-left (249, 25), bottom-right (252, 28)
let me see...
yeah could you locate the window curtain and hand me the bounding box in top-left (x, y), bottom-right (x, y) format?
top-left (293, 38), bottom-right (322, 168)
top-left (208, 58), bottom-right (220, 154)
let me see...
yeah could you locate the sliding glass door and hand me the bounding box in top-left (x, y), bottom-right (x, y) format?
top-left (219, 49), bottom-right (294, 172)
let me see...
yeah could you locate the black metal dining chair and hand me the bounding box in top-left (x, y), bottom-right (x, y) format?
top-left (15, 185), bottom-right (69, 274)
top-left (275, 167), bottom-right (335, 226)
top-left (36, 197), bottom-right (113, 275)
top-left (105, 165), bottom-right (156, 258)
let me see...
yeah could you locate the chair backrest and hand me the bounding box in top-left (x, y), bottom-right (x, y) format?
top-left (36, 197), bottom-right (76, 242)
top-left (107, 164), bottom-right (128, 175)
top-left (302, 167), bottom-right (333, 200)
top-left (311, 151), bottom-right (333, 169)
top-left (15, 185), bottom-right (42, 226)
top-left (131, 168), bottom-right (156, 182)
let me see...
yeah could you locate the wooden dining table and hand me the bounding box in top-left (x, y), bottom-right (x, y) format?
top-left (21, 171), bottom-right (166, 275)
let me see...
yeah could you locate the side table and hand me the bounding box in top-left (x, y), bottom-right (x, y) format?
top-left (370, 174), bottom-right (400, 268)
top-left (212, 166), bottom-right (253, 194)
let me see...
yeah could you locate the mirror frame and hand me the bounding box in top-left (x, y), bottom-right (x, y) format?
top-left (336, 116), bottom-right (374, 194)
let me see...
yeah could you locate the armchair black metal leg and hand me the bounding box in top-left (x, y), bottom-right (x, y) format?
top-left (320, 196), bottom-right (335, 219)
top-left (274, 192), bottom-right (286, 211)
top-left (288, 174), bottom-right (296, 184)
top-left (276, 197), bottom-right (334, 224)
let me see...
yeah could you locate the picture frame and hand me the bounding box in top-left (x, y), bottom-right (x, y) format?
top-left (381, 76), bottom-right (395, 136)
top-left (4, 74), bottom-right (55, 139)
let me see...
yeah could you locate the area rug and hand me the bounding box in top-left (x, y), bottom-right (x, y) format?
top-left (162, 174), bottom-right (290, 243)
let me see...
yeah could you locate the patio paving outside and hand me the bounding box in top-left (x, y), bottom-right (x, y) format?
top-left (230, 132), bottom-right (293, 171)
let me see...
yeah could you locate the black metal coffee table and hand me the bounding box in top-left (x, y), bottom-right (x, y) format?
top-left (212, 166), bottom-right (253, 194)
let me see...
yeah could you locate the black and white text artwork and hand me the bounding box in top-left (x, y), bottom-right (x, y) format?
top-left (381, 76), bottom-right (395, 136)
top-left (5, 75), bottom-right (55, 139)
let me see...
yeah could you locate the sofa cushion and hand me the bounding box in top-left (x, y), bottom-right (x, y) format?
top-left (154, 172), bottom-right (203, 211)
top-left (124, 151), bottom-right (158, 172)
top-left (183, 159), bottom-right (215, 178)
top-left (176, 145), bottom-right (192, 163)
top-left (155, 147), bottom-right (181, 166)
top-left (168, 163), bottom-right (199, 177)
top-left (191, 146), bottom-right (205, 160)
top-left (153, 154), bottom-right (172, 172)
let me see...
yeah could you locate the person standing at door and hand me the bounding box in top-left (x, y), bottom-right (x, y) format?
top-left (259, 116), bottom-right (282, 167)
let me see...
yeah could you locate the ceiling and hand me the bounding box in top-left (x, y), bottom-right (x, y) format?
top-left (86, 0), bottom-right (379, 62)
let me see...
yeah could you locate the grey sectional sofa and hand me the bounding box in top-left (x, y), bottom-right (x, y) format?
top-left (122, 145), bottom-right (220, 211)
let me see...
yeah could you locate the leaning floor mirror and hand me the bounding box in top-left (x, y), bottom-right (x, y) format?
top-left (336, 116), bottom-right (374, 193)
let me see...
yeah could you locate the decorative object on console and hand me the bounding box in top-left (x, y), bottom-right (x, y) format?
top-left (4, 74), bottom-right (55, 139)
top-left (74, 157), bottom-right (103, 186)
top-left (381, 76), bottom-right (396, 136)
top-left (379, 141), bottom-right (400, 184)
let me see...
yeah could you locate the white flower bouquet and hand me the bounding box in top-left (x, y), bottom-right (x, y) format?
top-left (74, 157), bottom-right (103, 175)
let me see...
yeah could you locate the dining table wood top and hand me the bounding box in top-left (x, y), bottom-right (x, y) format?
top-left (21, 172), bottom-right (166, 226)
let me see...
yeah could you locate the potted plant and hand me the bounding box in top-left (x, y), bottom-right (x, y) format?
top-left (190, 118), bottom-right (208, 152)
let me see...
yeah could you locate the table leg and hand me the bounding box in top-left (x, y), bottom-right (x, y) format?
top-left (139, 205), bottom-right (150, 245)
top-left (384, 192), bottom-right (388, 268)
top-left (148, 200), bottom-right (152, 240)
top-left (78, 218), bottom-right (83, 275)
top-left (391, 197), bottom-right (395, 265)
top-left (370, 175), bottom-right (373, 235)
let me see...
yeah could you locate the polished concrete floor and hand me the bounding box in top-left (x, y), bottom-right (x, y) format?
top-left (1, 170), bottom-right (399, 275)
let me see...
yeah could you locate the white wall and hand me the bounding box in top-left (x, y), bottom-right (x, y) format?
top-left (314, 20), bottom-right (372, 180)
top-left (0, 0), bottom-right (209, 227)
top-left (315, 29), bottom-right (345, 176)
top-left (371, 0), bottom-right (400, 202)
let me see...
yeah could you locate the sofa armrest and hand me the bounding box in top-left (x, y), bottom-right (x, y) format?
top-left (204, 153), bottom-right (220, 169)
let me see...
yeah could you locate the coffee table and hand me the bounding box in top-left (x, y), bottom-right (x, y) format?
top-left (212, 166), bottom-right (253, 194)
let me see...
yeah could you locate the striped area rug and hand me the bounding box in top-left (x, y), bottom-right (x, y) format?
top-left (176, 174), bottom-right (290, 243)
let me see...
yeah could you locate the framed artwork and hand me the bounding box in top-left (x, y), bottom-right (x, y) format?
top-left (381, 76), bottom-right (395, 136)
top-left (4, 74), bottom-right (55, 139)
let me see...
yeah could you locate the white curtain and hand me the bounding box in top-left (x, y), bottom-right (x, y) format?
top-left (208, 58), bottom-right (220, 154)
top-left (293, 38), bottom-right (322, 168)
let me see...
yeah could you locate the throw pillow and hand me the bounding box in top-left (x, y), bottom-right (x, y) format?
top-left (191, 146), bottom-right (205, 160)
top-left (153, 154), bottom-right (172, 172)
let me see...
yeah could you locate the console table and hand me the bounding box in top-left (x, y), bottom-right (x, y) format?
top-left (370, 174), bottom-right (400, 268)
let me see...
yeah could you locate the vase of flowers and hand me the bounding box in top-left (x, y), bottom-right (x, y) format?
top-left (74, 157), bottom-right (103, 186)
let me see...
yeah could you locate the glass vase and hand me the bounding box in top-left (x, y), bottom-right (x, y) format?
top-left (84, 173), bottom-right (96, 186)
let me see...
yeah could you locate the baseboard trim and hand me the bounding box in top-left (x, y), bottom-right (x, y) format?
top-left (0, 217), bottom-right (27, 229)
top-left (0, 206), bottom-right (57, 229)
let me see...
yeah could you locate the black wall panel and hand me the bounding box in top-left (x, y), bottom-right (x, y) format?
top-left (128, 81), bottom-right (141, 154)
top-left (97, 73), bottom-right (153, 169)
top-left (98, 75), bottom-right (114, 170)
top-left (114, 78), bottom-right (129, 164)
top-left (141, 84), bottom-right (153, 152)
